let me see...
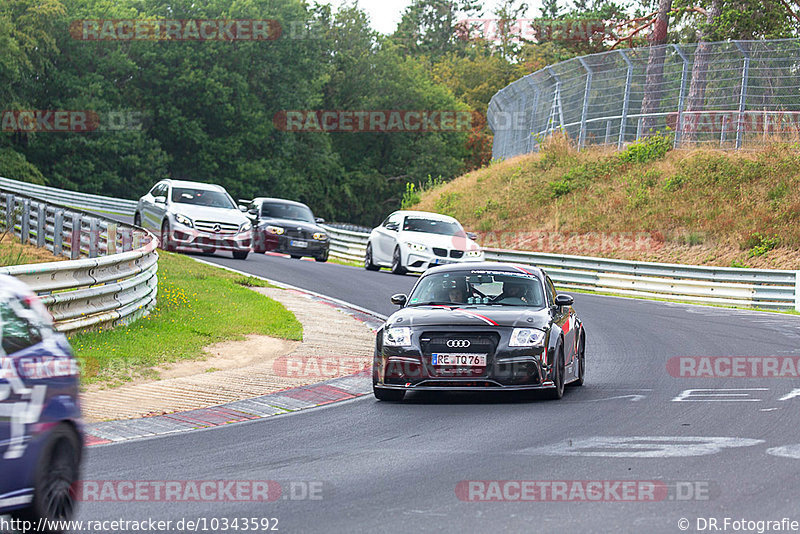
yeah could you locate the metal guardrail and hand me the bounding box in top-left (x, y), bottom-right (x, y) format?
top-left (0, 177), bottom-right (137, 217)
top-left (321, 225), bottom-right (800, 311)
top-left (488, 38), bottom-right (800, 159)
top-left (0, 186), bottom-right (158, 333)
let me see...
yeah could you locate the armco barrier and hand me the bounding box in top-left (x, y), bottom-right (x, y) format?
top-left (321, 225), bottom-right (800, 311)
top-left (0, 186), bottom-right (158, 333)
top-left (0, 176), bottom-right (137, 217)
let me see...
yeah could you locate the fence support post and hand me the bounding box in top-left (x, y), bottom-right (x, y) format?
top-left (673, 44), bottom-right (689, 148)
top-left (618, 50), bottom-right (633, 149)
top-left (734, 41), bottom-right (750, 150)
top-left (578, 57), bottom-right (593, 150)
top-left (53, 209), bottom-right (64, 256)
top-left (545, 66), bottom-right (563, 135)
top-left (20, 199), bottom-right (30, 245)
top-left (524, 76), bottom-right (541, 153)
top-left (107, 223), bottom-right (117, 255)
top-left (5, 194), bottom-right (14, 234)
top-left (71, 213), bottom-right (81, 260)
top-left (36, 204), bottom-right (46, 248)
top-left (89, 218), bottom-right (99, 258)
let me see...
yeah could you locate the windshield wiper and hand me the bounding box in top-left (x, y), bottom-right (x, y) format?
top-left (408, 301), bottom-right (459, 307)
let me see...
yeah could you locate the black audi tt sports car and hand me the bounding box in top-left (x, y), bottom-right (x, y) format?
top-left (373, 262), bottom-right (585, 401)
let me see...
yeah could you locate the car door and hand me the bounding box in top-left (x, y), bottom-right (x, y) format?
top-left (141, 183), bottom-right (164, 232)
top-left (547, 275), bottom-right (576, 365)
top-left (0, 295), bottom-right (47, 496)
top-left (373, 213), bottom-right (401, 264)
top-left (151, 183), bottom-right (170, 230)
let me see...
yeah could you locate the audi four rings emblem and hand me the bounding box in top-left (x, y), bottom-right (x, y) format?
top-left (447, 340), bottom-right (471, 348)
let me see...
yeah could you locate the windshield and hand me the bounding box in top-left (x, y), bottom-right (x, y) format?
top-left (171, 188), bottom-right (236, 209)
top-left (403, 217), bottom-right (465, 237)
top-left (261, 202), bottom-right (314, 223)
top-left (408, 271), bottom-right (545, 308)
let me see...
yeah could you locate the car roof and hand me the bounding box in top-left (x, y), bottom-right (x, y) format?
top-left (254, 197), bottom-right (311, 209)
top-left (162, 180), bottom-right (227, 192)
top-left (390, 210), bottom-right (459, 223)
top-left (423, 262), bottom-right (547, 278)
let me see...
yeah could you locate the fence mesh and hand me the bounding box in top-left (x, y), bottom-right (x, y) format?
top-left (488, 39), bottom-right (800, 159)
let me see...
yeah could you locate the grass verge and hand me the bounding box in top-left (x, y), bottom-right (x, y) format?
top-left (0, 232), bottom-right (63, 266)
top-left (70, 252), bottom-right (303, 387)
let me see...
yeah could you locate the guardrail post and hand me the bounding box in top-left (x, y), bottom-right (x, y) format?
top-left (734, 41), bottom-right (750, 150)
top-left (5, 194), bottom-right (14, 234)
top-left (107, 223), bottom-right (117, 255)
top-left (89, 218), bottom-right (99, 258)
top-left (20, 199), bottom-right (30, 245)
top-left (36, 204), bottom-right (46, 247)
top-left (618, 50), bottom-right (633, 149)
top-left (53, 209), bottom-right (64, 256)
top-left (673, 44), bottom-right (689, 148)
top-left (122, 226), bottom-right (133, 252)
top-left (70, 213), bottom-right (81, 260)
top-left (796, 271), bottom-right (800, 312)
top-left (578, 57), bottom-right (593, 150)
top-left (132, 230), bottom-right (142, 250)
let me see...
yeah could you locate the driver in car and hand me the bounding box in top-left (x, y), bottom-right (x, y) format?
top-left (493, 280), bottom-right (530, 304)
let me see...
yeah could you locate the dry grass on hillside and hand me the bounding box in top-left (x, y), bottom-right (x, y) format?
top-left (411, 134), bottom-right (800, 269)
top-left (0, 232), bottom-right (62, 267)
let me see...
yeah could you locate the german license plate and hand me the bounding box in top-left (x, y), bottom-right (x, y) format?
top-left (431, 353), bottom-right (487, 366)
top-left (434, 259), bottom-right (452, 265)
top-left (290, 240), bottom-right (308, 248)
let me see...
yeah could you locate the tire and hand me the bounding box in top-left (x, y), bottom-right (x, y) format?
top-left (232, 250), bottom-right (249, 260)
top-left (133, 212), bottom-right (142, 227)
top-left (315, 249), bottom-right (329, 263)
top-left (568, 333), bottom-right (586, 387)
top-left (390, 246), bottom-right (406, 275)
top-left (160, 221), bottom-right (175, 252)
top-left (544, 350), bottom-right (565, 400)
top-left (11, 424), bottom-right (82, 531)
top-left (373, 386), bottom-right (405, 402)
top-left (364, 244), bottom-right (380, 271)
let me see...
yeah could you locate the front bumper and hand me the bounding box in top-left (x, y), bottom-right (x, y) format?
top-left (404, 250), bottom-right (485, 272)
top-left (172, 225), bottom-right (252, 251)
top-left (257, 232), bottom-right (329, 256)
top-left (374, 330), bottom-right (554, 391)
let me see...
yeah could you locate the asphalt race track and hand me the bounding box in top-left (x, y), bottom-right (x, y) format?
top-left (76, 252), bottom-right (800, 533)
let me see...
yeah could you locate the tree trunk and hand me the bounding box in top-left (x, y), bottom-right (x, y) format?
top-left (682, 0), bottom-right (722, 143)
top-left (640, 0), bottom-right (672, 135)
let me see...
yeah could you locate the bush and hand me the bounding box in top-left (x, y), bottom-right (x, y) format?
top-left (618, 134), bottom-right (672, 164)
top-left (743, 233), bottom-right (780, 257)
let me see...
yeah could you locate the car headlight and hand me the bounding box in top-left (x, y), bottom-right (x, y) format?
top-left (509, 328), bottom-right (545, 347)
top-left (466, 249), bottom-right (483, 258)
top-left (266, 225), bottom-right (285, 235)
top-left (174, 214), bottom-right (193, 228)
top-left (383, 327), bottom-right (412, 347)
top-left (313, 232), bottom-right (327, 241)
top-left (404, 242), bottom-right (427, 252)
top-left (240, 222), bottom-right (252, 232)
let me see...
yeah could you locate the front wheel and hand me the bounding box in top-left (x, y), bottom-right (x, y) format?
top-left (569, 333), bottom-right (585, 387)
top-left (160, 221), bottom-right (175, 251)
top-left (373, 386), bottom-right (405, 402)
top-left (12, 424), bottom-right (82, 530)
top-left (544, 351), bottom-right (565, 400)
top-left (315, 249), bottom-right (329, 263)
top-left (232, 250), bottom-right (249, 260)
top-left (364, 244), bottom-right (380, 271)
top-left (391, 247), bottom-right (407, 275)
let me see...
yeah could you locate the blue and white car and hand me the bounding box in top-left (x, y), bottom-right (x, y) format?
top-left (0, 275), bottom-right (83, 527)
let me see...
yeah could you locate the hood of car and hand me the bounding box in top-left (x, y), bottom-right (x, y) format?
top-left (398, 231), bottom-right (481, 252)
top-left (169, 204), bottom-right (249, 225)
top-left (386, 306), bottom-right (551, 329)
top-left (257, 217), bottom-right (323, 233)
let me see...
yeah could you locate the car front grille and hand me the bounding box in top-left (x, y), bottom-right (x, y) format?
top-left (284, 228), bottom-right (310, 239)
top-left (420, 332), bottom-right (500, 378)
top-left (450, 250), bottom-right (464, 259)
top-left (194, 220), bottom-right (240, 235)
top-left (433, 247), bottom-right (447, 257)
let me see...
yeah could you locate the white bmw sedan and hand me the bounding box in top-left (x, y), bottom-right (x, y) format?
top-left (364, 210), bottom-right (484, 274)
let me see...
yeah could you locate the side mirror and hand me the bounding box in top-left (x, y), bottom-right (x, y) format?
top-left (154, 196), bottom-right (166, 204)
top-left (238, 205), bottom-right (247, 212)
top-left (315, 217), bottom-right (325, 224)
top-left (390, 294), bottom-right (408, 307)
top-left (554, 294), bottom-right (574, 308)
top-left (386, 222), bottom-right (399, 231)
top-left (248, 208), bottom-right (258, 216)
top-left (466, 232), bottom-right (478, 240)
